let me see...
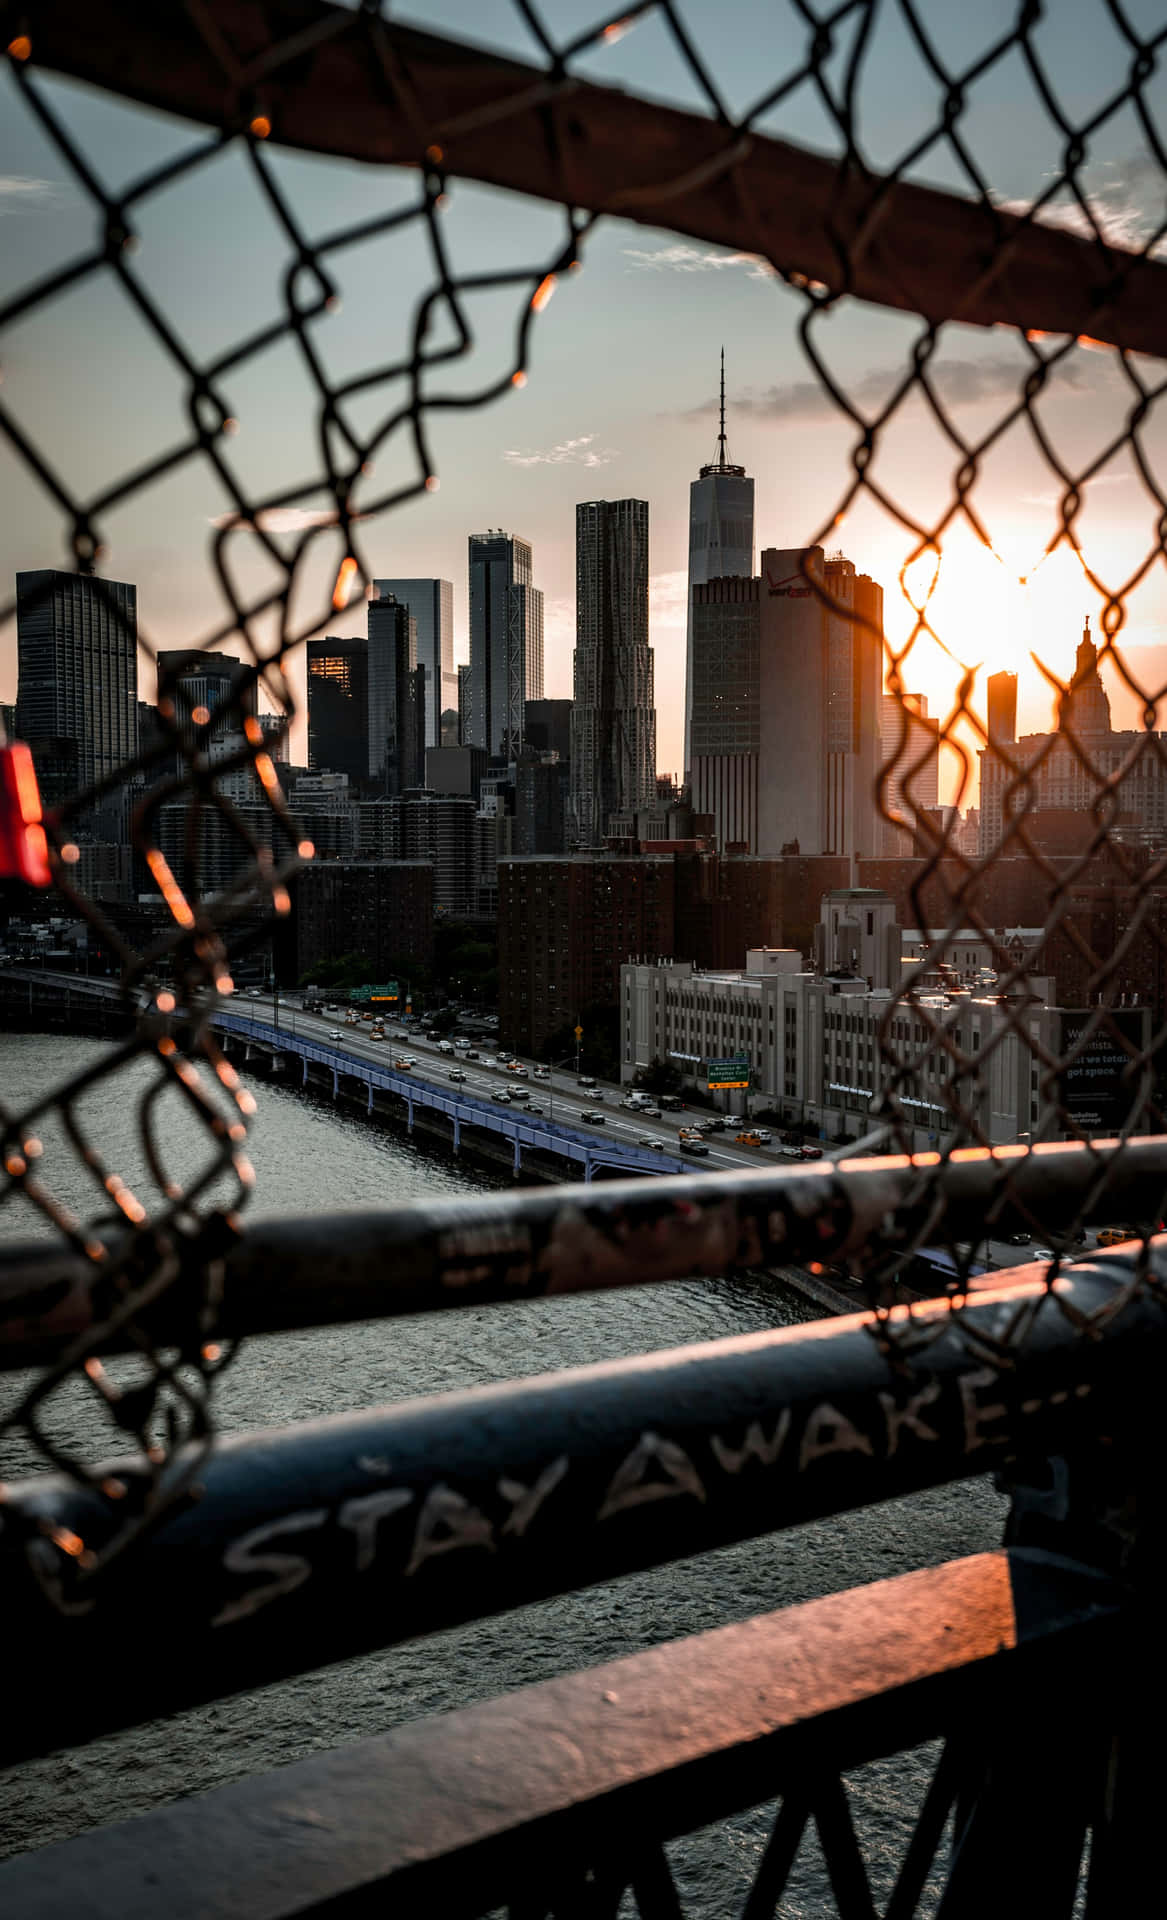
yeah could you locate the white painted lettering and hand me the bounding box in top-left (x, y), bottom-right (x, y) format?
top-left (598, 1431), bottom-right (706, 1521)
top-left (799, 1401), bottom-right (875, 1471)
top-left (878, 1382), bottom-right (942, 1456)
top-left (338, 1486), bottom-right (415, 1572)
top-left (959, 1368), bottom-right (1010, 1453)
top-left (498, 1454), bottom-right (569, 1537)
top-left (405, 1483), bottom-right (496, 1576)
top-left (711, 1410), bottom-right (792, 1475)
top-left (212, 1508), bottom-right (328, 1627)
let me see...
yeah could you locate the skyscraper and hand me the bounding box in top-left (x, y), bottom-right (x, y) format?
top-left (367, 587), bottom-right (425, 796)
top-left (372, 578), bottom-right (454, 749)
top-left (684, 352), bottom-right (755, 774)
top-left (987, 669), bottom-right (1018, 745)
top-left (467, 531), bottom-right (544, 758)
top-left (307, 634), bottom-right (370, 783)
top-left (691, 574), bottom-right (761, 851)
top-left (156, 648), bottom-right (257, 745)
top-left (570, 498), bottom-right (657, 845)
top-left (16, 569), bottom-right (138, 791)
top-left (755, 546), bottom-right (884, 859)
top-left (880, 692), bottom-right (940, 853)
top-left (457, 662), bottom-right (473, 747)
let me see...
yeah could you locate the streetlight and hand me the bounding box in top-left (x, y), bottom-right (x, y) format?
top-left (546, 1053), bottom-right (576, 1126)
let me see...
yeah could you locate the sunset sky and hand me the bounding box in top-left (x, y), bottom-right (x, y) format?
top-left (2, 0), bottom-right (1166, 795)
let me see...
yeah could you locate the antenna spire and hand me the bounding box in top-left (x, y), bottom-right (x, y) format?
top-left (718, 346), bottom-right (728, 466)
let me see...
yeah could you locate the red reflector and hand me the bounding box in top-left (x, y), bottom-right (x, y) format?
top-left (0, 743), bottom-right (52, 886)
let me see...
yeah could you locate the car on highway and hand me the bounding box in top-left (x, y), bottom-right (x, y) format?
top-left (510, 1088), bottom-right (531, 1102)
top-left (636, 1135), bottom-right (665, 1150)
top-left (752, 1127), bottom-right (773, 1143)
top-left (447, 1069), bottom-right (466, 1082)
top-left (695, 1119), bottom-right (723, 1134)
top-left (394, 1058), bottom-right (412, 1070)
top-left (638, 1104), bottom-right (662, 1118)
top-left (464, 1048), bottom-right (480, 1060)
top-left (533, 1065), bottom-right (550, 1079)
top-left (680, 1139), bottom-right (710, 1156)
top-left (491, 1089), bottom-right (512, 1104)
top-left (736, 1131), bottom-right (765, 1147)
top-left (480, 1055), bottom-right (497, 1067)
top-left (507, 1064), bottom-right (529, 1078)
top-left (1007, 1231), bottom-right (1032, 1246)
top-left (783, 1144), bottom-right (823, 1161)
top-left (725, 1115), bottom-right (745, 1128)
top-left (526, 1103), bottom-right (544, 1115)
top-left (578, 1076), bottom-right (597, 1088)
top-left (329, 1029), bottom-right (342, 1039)
top-left (580, 1109), bottom-right (606, 1124)
top-left (1096, 1227), bottom-right (1129, 1247)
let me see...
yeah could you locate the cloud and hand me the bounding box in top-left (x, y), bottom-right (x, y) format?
top-left (623, 243), bottom-right (775, 283)
top-left (685, 351), bottom-right (1095, 427)
top-left (0, 175), bottom-right (59, 211)
top-left (996, 154), bottom-right (1167, 255)
top-left (503, 434), bottom-right (617, 469)
top-left (209, 506), bottom-right (355, 533)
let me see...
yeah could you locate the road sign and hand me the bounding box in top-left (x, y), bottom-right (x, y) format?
top-left (707, 1055), bottom-right (750, 1089)
top-left (574, 1024), bottom-right (583, 1040)
top-left (349, 982), bottom-right (399, 1004)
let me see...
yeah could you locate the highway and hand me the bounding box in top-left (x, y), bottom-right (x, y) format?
top-left (241, 994), bottom-right (775, 1174)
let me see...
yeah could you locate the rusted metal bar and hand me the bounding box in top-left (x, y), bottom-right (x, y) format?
top-left (15, 0), bottom-right (1167, 357)
top-left (0, 1257), bottom-right (1158, 1763)
top-left (0, 1548), bottom-right (1122, 1918)
top-left (1, 1139), bottom-right (1163, 1367)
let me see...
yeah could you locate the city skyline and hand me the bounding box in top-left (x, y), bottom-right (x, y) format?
top-left (5, 7), bottom-right (1167, 785)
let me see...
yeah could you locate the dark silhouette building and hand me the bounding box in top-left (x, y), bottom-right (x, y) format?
top-left (368, 588), bottom-right (425, 797)
top-left (16, 569), bottom-right (138, 793)
top-left (524, 697), bottom-right (573, 764)
top-left (307, 635), bottom-right (369, 783)
top-left (570, 499), bottom-right (656, 844)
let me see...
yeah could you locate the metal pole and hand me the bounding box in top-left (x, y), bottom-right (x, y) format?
top-left (4, 1142), bottom-right (1167, 1366)
top-left (0, 1257), bottom-right (1150, 1765)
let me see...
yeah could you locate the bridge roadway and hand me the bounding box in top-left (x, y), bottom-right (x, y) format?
top-left (217, 1007), bottom-right (691, 1181)
top-left (240, 993), bottom-right (773, 1174)
top-left (4, 970), bottom-right (750, 1181)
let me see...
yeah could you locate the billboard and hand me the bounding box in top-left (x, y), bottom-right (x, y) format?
top-left (707, 1055), bottom-right (750, 1090)
top-left (1057, 1009), bottom-right (1146, 1132)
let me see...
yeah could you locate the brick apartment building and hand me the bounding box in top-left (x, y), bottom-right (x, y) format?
top-left (498, 853), bottom-right (675, 1055)
top-left (278, 859), bottom-right (434, 984)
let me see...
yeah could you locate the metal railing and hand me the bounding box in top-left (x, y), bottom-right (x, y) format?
top-left (0, 1188), bottom-right (1163, 1910)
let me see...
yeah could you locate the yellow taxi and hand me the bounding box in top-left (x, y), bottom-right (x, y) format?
top-left (735, 1131), bottom-right (765, 1147)
top-left (1096, 1227), bottom-right (1129, 1247)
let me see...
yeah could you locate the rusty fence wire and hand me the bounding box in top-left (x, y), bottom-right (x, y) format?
top-left (1, 0), bottom-right (1167, 1573)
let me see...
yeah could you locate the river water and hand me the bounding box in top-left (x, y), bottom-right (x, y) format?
top-left (0, 1034), bottom-right (1006, 1911)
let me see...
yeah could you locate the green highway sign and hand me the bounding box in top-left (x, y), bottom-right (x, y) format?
top-left (348, 982), bottom-right (399, 1004)
top-left (707, 1055), bottom-right (750, 1089)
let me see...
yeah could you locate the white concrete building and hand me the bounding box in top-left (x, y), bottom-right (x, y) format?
top-left (621, 888), bottom-right (1150, 1147)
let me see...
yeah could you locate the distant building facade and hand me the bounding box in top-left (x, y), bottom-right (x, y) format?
top-left (498, 851), bottom-right (675, 1054)
top-left (570, 498), bottom-right (656, 845)
top-left (283, 860), bottom-right (434, 981)
top-left (684, 354), bottom-right (754, 772)
top-left (16, 569), bottom-right (138, 797)
top-left (307, 635), bottom-right (369, 783)
top-left (367, 587), bottom-right (425, 796)
top-left (978, 622), bottom-right (1167, 854)
top-left (373, 578), bottom-right (455, 749)
top-left (467, 531), bottom-right (544, 757)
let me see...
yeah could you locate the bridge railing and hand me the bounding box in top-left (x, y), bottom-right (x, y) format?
top-left (1, 1148), bottom-right (1165, 1912)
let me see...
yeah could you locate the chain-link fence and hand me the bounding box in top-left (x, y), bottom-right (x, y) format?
top-left (2, 0), bottom-right (1167, 1575)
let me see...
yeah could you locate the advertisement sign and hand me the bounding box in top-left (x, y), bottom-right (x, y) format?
top-left (1057, 1009), bottom-right (1146, 1131)
top-left (707, 1055), bottom-right (750, 1090)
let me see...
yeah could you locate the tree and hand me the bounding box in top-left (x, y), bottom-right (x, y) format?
top-left (635, 1056), bottom-right (683, 1096)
